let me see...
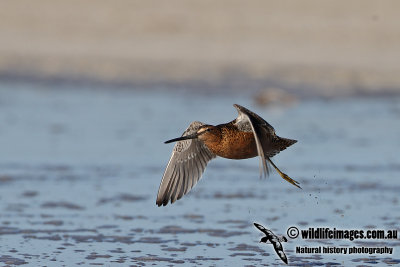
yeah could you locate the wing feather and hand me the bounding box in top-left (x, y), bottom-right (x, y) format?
top-left (185, 158), bottom-right (194, 194)
top-left (163, 165), bottom-right (178, 204)
top-left (234, 107), bottom-right (269, 178)
top-left (233, 104), bottom-right (296, 158)
top-left (157, 121), bottom-right (216, 206)
top-left (273, 243), bottom-right (288, 264)
top-left (254, 223), bottom-right (268, 234)
top-left (254, 223), bottom-right (275, 238)
top-left (178, 164), bottom-right (188, 199)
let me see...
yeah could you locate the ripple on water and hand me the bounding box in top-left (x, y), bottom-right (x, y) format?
top-left (85, 253), bottom-right (112, 260)
top-left (97, 194), bottom-right (148, 205)
top-left (228, 243), bottom-right (265, 253)
top-left (0, 255), bottom-right (28, 265)
top-left (0, 91), bottom-right (399, 266)
top-left (40, 201), bottom-right (85, 210)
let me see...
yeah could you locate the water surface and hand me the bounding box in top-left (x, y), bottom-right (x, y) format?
top-left (0, 84), bottom-right (399, 266)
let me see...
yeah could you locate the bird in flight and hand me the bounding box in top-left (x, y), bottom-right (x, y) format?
top-left (254, 222), bottom-right (288, 264)
top-left (157, 104), bottom-right (300, 206)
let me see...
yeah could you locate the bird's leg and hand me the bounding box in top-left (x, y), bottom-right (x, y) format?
top-left (266, 158), bottom-right (301, 189)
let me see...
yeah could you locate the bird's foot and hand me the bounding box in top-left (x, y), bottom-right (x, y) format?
top-left (279, 172), bottom-right (301, 189)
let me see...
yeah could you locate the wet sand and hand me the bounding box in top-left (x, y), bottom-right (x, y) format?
top-left (0, 85), bottom-right (399, 265)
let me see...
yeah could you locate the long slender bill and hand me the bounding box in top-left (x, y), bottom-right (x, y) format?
top-left (164, 133), bottom-right (199, 144)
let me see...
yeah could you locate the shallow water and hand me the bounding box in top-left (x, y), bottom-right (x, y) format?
top-left (0, 84), bottom-right (399, 266)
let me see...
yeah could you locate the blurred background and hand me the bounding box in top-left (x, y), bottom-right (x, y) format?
top-left (0, 1), bottom-right (399, 266)
top-left (1, 0), bottom-right (400, 96)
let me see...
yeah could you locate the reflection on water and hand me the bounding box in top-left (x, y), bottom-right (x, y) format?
top-left (0, 84), bottom-right (399, 265)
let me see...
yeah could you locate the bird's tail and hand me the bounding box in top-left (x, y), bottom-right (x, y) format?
top-left (277, 137), bottom-right (297, 152)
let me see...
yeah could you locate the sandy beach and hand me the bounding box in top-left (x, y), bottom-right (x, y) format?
top-left (1, 0), bottom-right (400, 96)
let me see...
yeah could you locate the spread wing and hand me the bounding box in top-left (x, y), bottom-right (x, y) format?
top-left (234, 104), bottom-right (269, 178)
top-left (254, 223), bottom-right (273, 236)
top-left (255, 223), bottom-right (288, 264)
top-left (272, 241), bottom-right (288, 264)
top-left (233, 104), bottom-right (297, 177)
top-left (156, 121), bottom-right (216, 206)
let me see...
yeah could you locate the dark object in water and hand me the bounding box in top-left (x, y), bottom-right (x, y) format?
top-left (254, 222), bottom-right (288, 264)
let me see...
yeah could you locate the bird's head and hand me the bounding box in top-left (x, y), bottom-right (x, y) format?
top-left (260, 236), bottom-right (269, 243)
top-left (196, 125), bottom-right (221, 143)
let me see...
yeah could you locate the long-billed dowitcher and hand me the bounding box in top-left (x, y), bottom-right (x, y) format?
top-left (156, 104), bottom-right (300, 206)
